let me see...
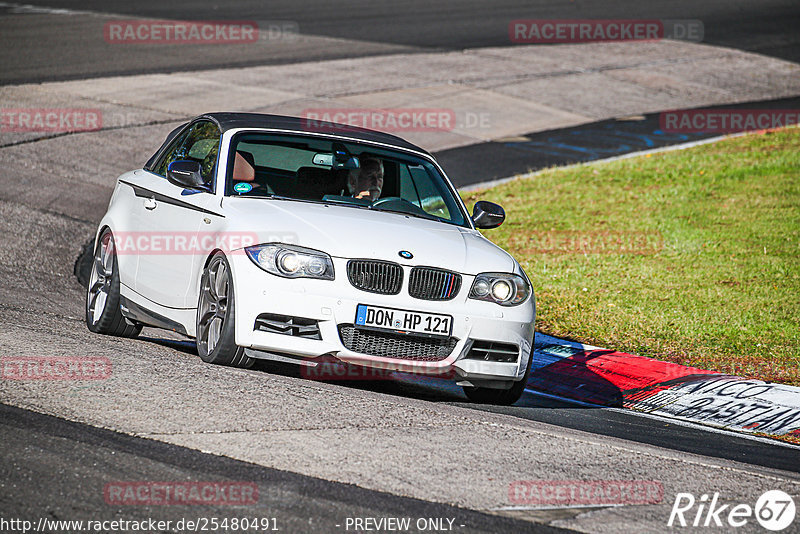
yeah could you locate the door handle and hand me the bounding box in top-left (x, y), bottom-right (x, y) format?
top-left (143, 197), bottom-right (157, 210)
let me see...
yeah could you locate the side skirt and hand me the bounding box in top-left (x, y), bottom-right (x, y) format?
top-left (118, 287), bottom-right (195, 337)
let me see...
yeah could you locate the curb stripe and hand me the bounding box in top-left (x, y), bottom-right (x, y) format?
top-left (531, 336), bottom-right (800, 437)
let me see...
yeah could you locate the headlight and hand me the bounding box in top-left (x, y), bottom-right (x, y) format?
top-left (469, 273), bottom-right (530, 306)
top-left (245, 244), bottom-right (334, 280)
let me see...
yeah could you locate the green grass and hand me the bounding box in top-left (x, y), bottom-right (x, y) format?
top-left (462, 128), bottom-right (800, 385)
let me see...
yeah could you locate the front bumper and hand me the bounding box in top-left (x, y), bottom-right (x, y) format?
top-left (229, 253), bottom-right (535, 382)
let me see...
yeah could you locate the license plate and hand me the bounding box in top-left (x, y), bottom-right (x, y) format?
top-left (355, 304), bottom-right (452, 337)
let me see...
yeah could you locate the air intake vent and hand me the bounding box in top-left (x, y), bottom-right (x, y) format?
top-left (408, 267), bottom-right (461, 301)
top-left (465, 340), bottom-right (519, 363)
top-left (254, 314), bottom-right (321, 340)
top-left (347, 260), bottom-right (403, 295)
top-left (338, 325), bottom-right (457, 361)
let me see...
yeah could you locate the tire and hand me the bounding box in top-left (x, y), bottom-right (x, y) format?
top-left (85, 230), bottom-right (142, 338)
top-left (196, 252), bottom-right (253, 368)
top-left (462, 350), bottom-right (533, 405)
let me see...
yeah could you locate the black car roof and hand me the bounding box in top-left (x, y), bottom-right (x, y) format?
top-left (144, 112), bottom-right (431, 171)
top-left (202, 112), bottom-right (429, 153)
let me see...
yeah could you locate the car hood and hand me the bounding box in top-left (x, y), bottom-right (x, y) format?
top-left (222, 197), bottom-right (516, 275)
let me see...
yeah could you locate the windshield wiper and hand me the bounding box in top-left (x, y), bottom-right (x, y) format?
top-left (369, 205), bottom-right (440, 222)
top-left (234, 195), bottom-right (445, 223)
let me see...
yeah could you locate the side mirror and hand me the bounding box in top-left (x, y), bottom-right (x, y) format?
top-left (167, 160), bottom-right (208, 190)
top-left (472, 200), bottom-right (505, 229)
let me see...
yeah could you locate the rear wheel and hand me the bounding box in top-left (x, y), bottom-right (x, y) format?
top-left (196, 253), bottom-right (253, 368)
top-left (85, 230), bottom-right (142, 337)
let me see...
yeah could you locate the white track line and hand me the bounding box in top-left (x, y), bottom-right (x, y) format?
top-left (491, 504), bottom-right (622, 511)
top-left (0, 1), bottom-right (114, 16)
top-left (523, 388), bottom-right (800, 450)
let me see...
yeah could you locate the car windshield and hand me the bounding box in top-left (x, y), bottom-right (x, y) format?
top-left (225, 133), bottom-right (468, 227)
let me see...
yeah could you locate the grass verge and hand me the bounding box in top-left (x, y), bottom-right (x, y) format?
top-left (463, 127), bottom-right (800, 386)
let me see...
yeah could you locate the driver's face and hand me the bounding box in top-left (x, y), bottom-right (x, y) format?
top-left (355, 169), bottom-right (383, 201)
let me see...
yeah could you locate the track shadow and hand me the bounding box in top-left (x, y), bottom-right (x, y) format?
top-left (133, 334), bottom-right (465, 402)
top-left (254, 353), bottom-right (622, 409)
top-left (526, 349), bottom-right (624, 407)
top-left (136, 335), bottom-right (199, 356)
top-left (255, 357), bottom-right (468, 403)
top-left (134, 335), bottom-right (622, 408)
top-left (74, 237), bottom-right (94, 288)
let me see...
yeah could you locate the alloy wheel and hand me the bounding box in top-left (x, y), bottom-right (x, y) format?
top-left (198, 258), bottom-right (230, 355)
top-left (87, 233), bottom-right (114, 324)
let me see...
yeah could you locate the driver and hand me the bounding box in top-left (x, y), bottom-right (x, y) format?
top-left (348, 156), bottom-right (383, 201)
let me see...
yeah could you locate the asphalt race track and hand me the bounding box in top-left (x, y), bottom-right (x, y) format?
top-left (438, 95), bottom-right (800, 187)
top-left (1, 0), bottom-right (799, 84)
top-left (2, 2), bottom-right (800, 533)
top-left (0, 403), bottom-right (566, 534)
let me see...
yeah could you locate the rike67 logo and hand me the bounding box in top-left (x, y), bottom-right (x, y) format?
top-left (668, 490), bottom-right (796, 531)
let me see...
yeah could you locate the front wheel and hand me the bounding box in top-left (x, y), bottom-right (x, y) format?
top-left (85, 230), bottom-right (142, 337)
top-left (196, 253), bottom-right (253, 368)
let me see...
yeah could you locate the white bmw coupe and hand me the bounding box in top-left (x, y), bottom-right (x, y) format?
top-left (87, 113), bottom-right (535, 404)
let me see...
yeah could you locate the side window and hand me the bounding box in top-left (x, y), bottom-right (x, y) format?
top-left (154, 128), bottom-right (190, 177)
top-left (399, 164), bottom-right (422, 207)
top-left (154, 121), bottom-right (221, 185)
top-left (404, 164), bottom-right (453, 221)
